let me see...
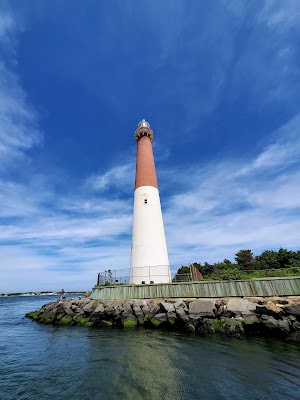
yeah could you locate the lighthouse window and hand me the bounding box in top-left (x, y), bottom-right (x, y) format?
top-left (144, 199), bottom-right (147, 204)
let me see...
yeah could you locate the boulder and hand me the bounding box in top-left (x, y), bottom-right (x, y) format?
top-left (151, 313), bottom-right (167, 327)
top-left (176, 307), bottom-right (190, 323)
top-left (82, 301), bottom-right (98, 315)
top-left (141, 304), bottom-right (151, 315)
top-left (282, 304), bottom-right (300, 318)
top-left (77, 299), bottom-right (92, 308)
top-left (160, 302), bottom-right (175, 313)
top-left (166, 312), bottom-right (177, 326)
top-left (148, 305), bottom-right (160, 319)
top-left (201, 319), bottom-right (222, 334)
top-left (90, 304), bottom-right (105, 323)
top-left (278, 319), bottom-right (291, 334)
top-left (261, 316), bottom-right (290, 335)
top-left (93, 303), bottom-right (105, 314)
top-left (226, 298), bottom-right (257, 317)
top-left (173, 300), bottom-right (187, 310)
top-left (62, 303), bottom-right (75, 316)
top-left (185, 323), bottom-right (196, 333)
top-left (122, 302), bottom-right (133, 314)
top-left (256, 301), bottom-right (283, 318)
top-left (105, 306), bottom-right (116, 317)
top-left (220, 318), bottom-right (244, 337)
top-left (121, 313), bottom-right (137, 328)
top-left (242, 315), bottom-right (260, 325)
top-left (132, 305), bottom-right (143, 318)
top-left (188, 300), bottom-right (216, 318)
top-left (133, 299), bottom-right (145, 308)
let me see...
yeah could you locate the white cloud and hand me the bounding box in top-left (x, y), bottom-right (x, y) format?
top-left (0, 13), bottom-right (41, 171)
top-left (87, 163), bottom-right (134, 191)
top-left (1, 3), bottom-right (300, 292)
top-left (162, 115), bottom-right (300, 265)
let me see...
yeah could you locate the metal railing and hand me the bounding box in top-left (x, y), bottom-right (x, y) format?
top-left (96, 265), bottom-right (174, 286)
top-left (95, 265), bottom-right (300, 286)
top-left (96, 265), bottom-right (197, 286)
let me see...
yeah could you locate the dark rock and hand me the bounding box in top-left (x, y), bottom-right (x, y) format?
top-left (201, 318), bottom-right (221, 334)
top-left (122, 302), bottom-right (133, 313)
top-left (105, 306), bottom-right (115, 317)
top-left (242, 315), bottom-right (260, 325)
top-left (287, 331), bottom-right (300, 342)
top-left (176, 307), bottom-right (190, 323)
top-left (185, 323), bottom-right (196, 333)
top-left (167, 312), bottom-right (177, 326)
top-left (215, 305), bottom-right (226, 318)
top-left (148, 305), bottom-right (160, 319)
top-left (277, 299), bottom-right (289, 305)
top-left (278, 319), bottom-right (290, 334)
top-left (220, 317), bottom-right (244, 338)
top-left (292, 321), bottom-right (300, 330)
top-left (121, 313), bottom-right (137, 328)
top-left (261, 316), bottom-right (290, 335)
top-left (141, 304), bottom-right (150, 315)
top-left (90, 304), bottom-right (105, 323)
top-left (283, 304), bottom-right (300, 318)
top-left (71, 305), bottom-right (81, 312)
top-left (62, 304), bottom-right (75, 316)
top-left (256, 301), bottom-right (283, 318)
top-left (160, 302), bottom-right (175, 313)
top-left (151, 313), bottom-right (167, 327)
top-left (260, 314), bottom-right (269, 320)
top-left (132, 305), bottom-right (143, 318)
top-left (287, 315), bottom-right (297, 323)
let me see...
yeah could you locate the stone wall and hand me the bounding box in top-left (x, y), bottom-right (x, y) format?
top-left (26, 296), bottom-right (300, 341)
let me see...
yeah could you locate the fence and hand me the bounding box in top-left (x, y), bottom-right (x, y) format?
top-left (97, 265), bottom-right (174, 286)
top-left (96, 265), bottom-right (300, 286)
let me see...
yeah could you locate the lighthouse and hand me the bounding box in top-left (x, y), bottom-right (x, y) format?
top-left (130, 119), bottom-right (171, 284)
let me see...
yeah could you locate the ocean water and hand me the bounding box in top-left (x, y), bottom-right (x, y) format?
top-left (0, 296), bottom-right (300, 400)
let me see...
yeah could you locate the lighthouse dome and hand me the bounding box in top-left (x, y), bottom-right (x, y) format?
top-left (138, 119), bottom-right (150, 128)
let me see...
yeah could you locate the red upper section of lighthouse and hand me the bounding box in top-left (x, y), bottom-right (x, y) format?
top-left (134, 120), bottom-right (158, 190)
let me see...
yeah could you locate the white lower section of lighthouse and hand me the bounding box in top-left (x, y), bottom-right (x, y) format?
top-left (130, 186), bottom-right (171, 284)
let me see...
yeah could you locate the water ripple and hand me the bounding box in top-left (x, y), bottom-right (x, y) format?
top-left (1, 296), bottom-right (300, 400)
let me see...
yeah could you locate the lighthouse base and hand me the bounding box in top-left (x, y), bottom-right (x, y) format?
top-left (130, 186), bottom-right (171, 284)
top-left (130, 265), bottom-right (171, 285)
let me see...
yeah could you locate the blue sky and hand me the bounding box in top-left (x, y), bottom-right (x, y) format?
top-left (1, 0), bottom-right (300, 292)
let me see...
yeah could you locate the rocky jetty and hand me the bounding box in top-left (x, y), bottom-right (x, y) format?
top-left (26, 296), bottom-right (300, 341)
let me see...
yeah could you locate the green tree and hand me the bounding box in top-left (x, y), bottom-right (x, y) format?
top-left (255, 250), bottom-right (279, 270)
top-left (235, 249), bottom-right (254, 270)
top-left (277, 248), bottom-right (292, 268)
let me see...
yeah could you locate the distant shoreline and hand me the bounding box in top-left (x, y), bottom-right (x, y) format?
top-left (0, 292), bottom-right (86, 297)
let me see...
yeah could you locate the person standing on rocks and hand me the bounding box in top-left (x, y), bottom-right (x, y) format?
top-left (60, 289), bottom-right (66, 301)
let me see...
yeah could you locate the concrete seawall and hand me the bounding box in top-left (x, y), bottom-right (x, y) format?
top-left (92, 277), bottom-right (300, 300)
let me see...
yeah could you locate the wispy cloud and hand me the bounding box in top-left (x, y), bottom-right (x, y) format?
top-left (87, 163), bottom-right (134, 192)
top-left (2, 112), bottom-right (300, 291)
top-left (0, 15), bottom-right (41, 172)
